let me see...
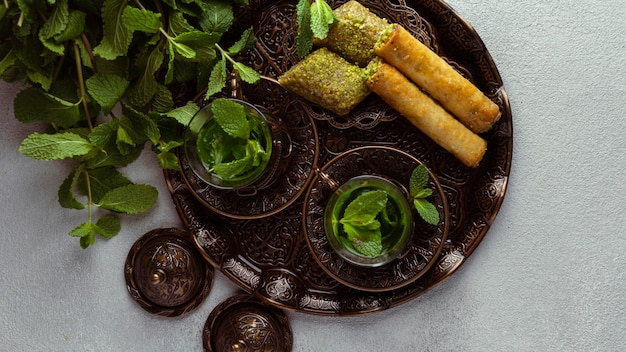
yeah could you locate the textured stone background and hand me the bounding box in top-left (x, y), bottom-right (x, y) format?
top-left (1, 0), bottom-right (625, 351)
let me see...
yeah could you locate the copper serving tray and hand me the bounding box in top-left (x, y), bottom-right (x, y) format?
top-left (165, 0), bottom-right (512, 315)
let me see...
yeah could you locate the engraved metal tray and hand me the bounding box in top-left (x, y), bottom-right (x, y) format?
top-left (165, 0), bottom-right (512, 315)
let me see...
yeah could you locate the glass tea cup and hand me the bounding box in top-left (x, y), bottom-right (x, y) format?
top-left (183, 98), bottom-right (290, 193)
top-left (322, 174), bottom-right (414, 267)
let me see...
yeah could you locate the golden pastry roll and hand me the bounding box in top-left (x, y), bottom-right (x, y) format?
top-left (365, 59), bottom-right (487, 168)
top-left (375, 25), bottom-right (501, 133)
top-left (314, 0), bottom-right (393, 67)
top-left (278, 48), bottom-right (370, 116)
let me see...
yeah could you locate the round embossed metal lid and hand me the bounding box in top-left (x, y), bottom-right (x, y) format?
top-left (124, 227), bottom-right (214, 317)
top-left (203, 294), bottom-right (293, 352)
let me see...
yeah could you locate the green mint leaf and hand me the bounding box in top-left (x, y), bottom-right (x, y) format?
top-left (197, 118), bottom-right (234, 167)
top-left (165, 41), bottom-right (176, 84)
top-left (0, 49), bottom-right (18, 76)
top-left (249, 139), bottom-right (270, 167)
top-left (89, 120), bottom-right (118, 148)
top-left (211, 98), bottom-right (250, 140)
top-left (116, 126), bottom-right (137, 154)
top-left (232, 61), bottom-right (260, 84)
top-left (73, 38), bottom-right (94, 68)
top-left (40, 0), bottom-right (69, 40)
top-left (54, 10), bottom-right (86, 42)
top-left (168, 11), bottom-right (195, 34)
top-left (171, 40), bottom-right (196, 59)
top-left (88, 121), bottom-right (144, 167)
top-left (14, 87), bottom-right (80, 128)
top-left (206, 59), bottom-right (227, 98)
top-left (310, 0), bottom-right (335, 40)
top-left (157, 150), bottom-right (181, 170)
top-left (126, 46), bottom-right (164, 106)
top-left (414, 188), bottom-right (433, 199)
top-left (171, 31), bottom-right (218, 64)
top-left (342, 223), bottom-right (383, 257)
top-left (354, 239), bottom-right (383, 258)
top-left (69, 222), bottom-right (95, 238)
top-left (93, 0), bottom-right (134, 60)
top-left (212, 139), bottom-right (268, 180)
top-left (19, 132), bottom-right (94, 161)
top-left (87, 142), bottom-right (143, 168)
top-left (79, 166), bottom-right (132, 203)
top-left (296, 0), bottom-right (313, 57)
top-left (341, 190), bottom-right (388, 226)
top-left (97, 184), bottom-right (158, 214)
top-left (380, 201), bottom-right (399, 232)
top-left (174, 31), bottom-right (221, 49)
top-left (228, 27), bottom-right (256, 55)
top-left (409, 164), bottom-right (429, 196)
top-left (197, 0), bottom-right (233, 33)
top-left (213, 150), bottom-right (253, 180)
top-left (121, 6), bottom-right (161, 34)
top-left (165, 101), bottom-right (200, 126)
top-left (38, 30), bottom-right (65, 56)
top-left (26, 71), bottom-right (53, 92)
top-left (158, 140), bottom-right (183, 153)
top-left (414, 199), bottom-right (440, 226)
top-left (58, 165), bottom-right (86, 210)
top-left (85, 73), bottom-right (129, 114)
top-left (151, 84), bottom-right (175, 113)
top-left (94, 215), bottom-right (121, 239)
top-left (80, 233), bottom-right (96, 249)
top-left (120, 104), bottom-right (161, 145)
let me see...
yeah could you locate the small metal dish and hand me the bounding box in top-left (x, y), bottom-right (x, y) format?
top-left (202, 294), bottom-right (293, 352)
top-left (124, 227), bottom-right (213, 317)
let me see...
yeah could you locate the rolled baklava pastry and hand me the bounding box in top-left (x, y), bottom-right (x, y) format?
top-left (314, 0), bottom-right (393, 67)
top-left (278, 48), bottom-right (370, 116)
top-left (375, 24), bottom-right (501, 133)
top-left (365, 59), bottom-right (487, 168)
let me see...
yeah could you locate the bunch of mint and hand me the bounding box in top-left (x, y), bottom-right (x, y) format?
top-left (196, 98), bottom-right (270, 181)
top-left (1, 0), bottom-right (259, 248)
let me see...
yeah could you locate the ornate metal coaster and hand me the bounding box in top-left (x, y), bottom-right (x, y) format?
top-left (303, 146), bottom-right (449, 292)
top-left (124, 227), bottom-right (214, 317)
top-left (202, 294), bottom-right (293, 352)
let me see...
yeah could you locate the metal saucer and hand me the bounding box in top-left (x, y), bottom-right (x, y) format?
top-left (203, 294), bottom-right (293, 352)
top-left (124, 227), bottom-right (213, 317)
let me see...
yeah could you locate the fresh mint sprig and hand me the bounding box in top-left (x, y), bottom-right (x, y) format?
top-left (296, 0), bottom-right (336, 57)
top-left (2, 0), bottom-right (256, 248)
top-left (206, 27), bottom-right (261, 98)
top-left (410, 165), bottom-right (440, 225)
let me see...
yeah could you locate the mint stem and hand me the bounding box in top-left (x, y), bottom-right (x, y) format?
top-left (82, 168), bottom-right (94, 226)
top-left (73, 42), bottom-right (93, 130)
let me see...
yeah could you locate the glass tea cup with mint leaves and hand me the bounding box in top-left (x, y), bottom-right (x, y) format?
top-left (323, 165), bottom-right (440, 267)
top-left (184, 98), bottom-right (286, 191)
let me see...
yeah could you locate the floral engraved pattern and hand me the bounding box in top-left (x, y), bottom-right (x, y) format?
top-left (166, 0), bottom-right (512, 315)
